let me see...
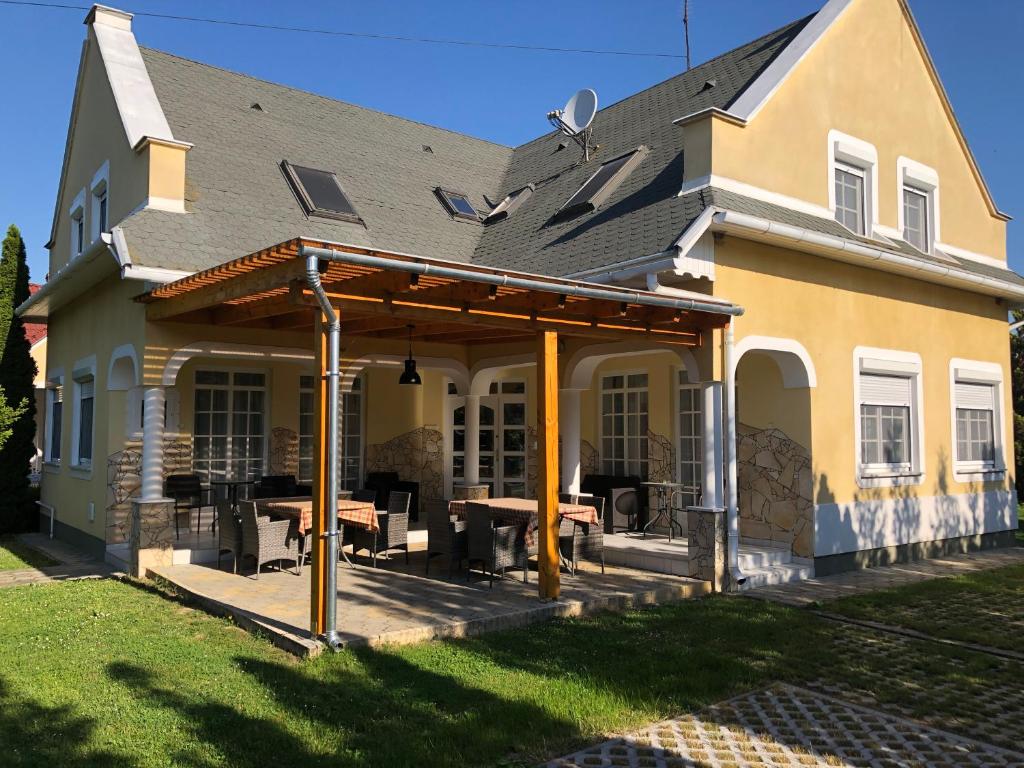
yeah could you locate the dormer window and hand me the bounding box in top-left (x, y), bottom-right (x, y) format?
top-left (828, 131), bottom-right (877, 238)
top-left (436, 188), bottom-right (479, 221)
top-left (897, 157), bottom-right (939, 254)
top-left (902, 186), bottom-right (928, 252)
top-left (281, 160), bottom-right (362, 223)
top-left (553, 146), bottom-right (648, 222)
top-left (834, 162), bottom-right (866, 235)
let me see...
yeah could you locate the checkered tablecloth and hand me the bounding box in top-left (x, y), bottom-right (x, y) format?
top-left (256, 497), bottom-right (379, 535)
top-left (449, 498), bottom-right (598, 547)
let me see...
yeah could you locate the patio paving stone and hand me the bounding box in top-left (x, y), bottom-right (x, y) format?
top-left (150, 548), bottom-right (709, 657)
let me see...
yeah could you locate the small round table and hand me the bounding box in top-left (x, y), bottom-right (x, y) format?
top-left (641, 481), bottom-right (686, 541)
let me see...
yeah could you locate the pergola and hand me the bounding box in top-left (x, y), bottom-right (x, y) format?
top-left (139, 237), bottom-right (741, 641)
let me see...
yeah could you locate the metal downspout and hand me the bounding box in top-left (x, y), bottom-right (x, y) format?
top-left (724, 322), bottom-right (745, 588)
top-left (305, 255), bottom-right (342, 650)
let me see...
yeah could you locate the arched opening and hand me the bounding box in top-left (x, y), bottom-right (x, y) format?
top-left (733, 345), bottom-right (815, 559)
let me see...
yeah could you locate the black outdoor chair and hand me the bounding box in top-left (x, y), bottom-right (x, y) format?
top-left (558, 494), bottom-right (606, 575)
top-left (164, 474), bottom-right (214, 539)
top-left (351, 489), bottom-right (378, 505)
top-left (351, 490), bottom-right (410, 567)
top-left (466, 501), bottom-right (529, 587)
top-left (216, 500), bottom-right (242, 573)
top-left (425, 499), bottom-right (467, 578)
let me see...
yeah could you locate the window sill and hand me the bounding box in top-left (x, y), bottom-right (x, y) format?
top-left (857, 470), bottom-right (923, 488)
top-left (69, 465), bottom-right (93, 480)
top-left (43, 461), bottom-right (61, 474)
top-left (953, 466), bottom-right (1005, 483)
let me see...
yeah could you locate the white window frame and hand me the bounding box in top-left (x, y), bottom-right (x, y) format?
top-left (191, 366), bottom-right (269, 482)
top-left (69, 188), bottom-right (86, 260)
top-left (44, 368), bottom-right (64, 467)
top-left (70, 356), bottom-right (97, 474)
top-left (948, 358), bottom-right (1005, 482)
top-left (676, 370), bottom-right (702, 508)
top-left (298, 374), bottom-right (315, 485)
top-left (853, 347), bottom-right (924, 488)
top-left (599, 369), bottom-right (650, 480)
top-left (896, 157), bottom-right (939, 254)
top-left (828, 130), bottom-right (878, 237)
top-left (89, 161), bottom-right (110, 242)
top-left (340, 375), bottom-right (365, 491)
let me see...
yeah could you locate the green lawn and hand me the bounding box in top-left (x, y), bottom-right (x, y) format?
top-left (0, 537), bottom-right (56, 571)
top-left (824, 561), bottom-right (1024, 652)
top-left (2, 570), bottom-right (1022, 767)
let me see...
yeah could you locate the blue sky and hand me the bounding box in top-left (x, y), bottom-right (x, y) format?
top-left (1, 0), bottom-right (1021, 282)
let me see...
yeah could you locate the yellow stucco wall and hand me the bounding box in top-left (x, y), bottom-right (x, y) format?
top-left (707, 0), bottom-right (1006, 260)
top-left (713, 236), bottom-right (1013, 509)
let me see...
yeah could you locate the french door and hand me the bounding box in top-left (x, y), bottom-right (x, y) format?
top-left (193, 369), bottom-right (266, 482)
top-left (450, 380), bottom-right (528, 498)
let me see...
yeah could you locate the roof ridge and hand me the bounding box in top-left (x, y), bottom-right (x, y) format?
top-left (139, 46), bottom-right (514, 151)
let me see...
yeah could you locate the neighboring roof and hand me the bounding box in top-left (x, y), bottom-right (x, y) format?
top-left (121, 14), bottom-right (810, 278)
top-left (24, 284), bottom-right (47, 346)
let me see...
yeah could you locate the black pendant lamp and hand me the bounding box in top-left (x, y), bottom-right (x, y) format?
top-left (399, 324), bottom-right (422, 385)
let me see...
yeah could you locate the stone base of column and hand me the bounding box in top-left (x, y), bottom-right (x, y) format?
top-left (453, 484), bottom-right (489, 501)
top-left (130, 497), bottom-right (176, 578)
top-left (687, 505), bottom-right (727, 592)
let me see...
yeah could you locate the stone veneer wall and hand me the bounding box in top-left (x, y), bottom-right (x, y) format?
top-left (106, 437), bottom-right (193, 545)
top-left (268, 427), bottom-right (299, 476)
top-left (736, 422), bottom-right (813, 558)
top-left (365, 427), bottom-right (444, 513)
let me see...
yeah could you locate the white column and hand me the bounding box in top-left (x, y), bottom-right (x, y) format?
top-left (463, 393), bottom-right (481, 485)
top-left (724, 324), bottom-right (743, 584)
top-left (140, 386), bottom-right (166, 501)
top-left (700, 381), bottom-right (724, 508)
top-left (559, 389), bottom-right (582, 493)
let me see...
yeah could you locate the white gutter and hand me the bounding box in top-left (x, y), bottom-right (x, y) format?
top-left (712, 210), bottom-right (1024, 303)
top-left (16, 236), bottom-right (117, 319)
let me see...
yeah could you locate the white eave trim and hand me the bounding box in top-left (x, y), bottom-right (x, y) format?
top-left (712, 209), bottom-right (1024, 303)
top-left (109, 224), bottom-right (191, 283)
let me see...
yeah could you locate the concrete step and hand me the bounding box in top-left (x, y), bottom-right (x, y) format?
top-left (736, 562), bottom-right (814, 590)
top-left (105, 544), bottom-right (130, 571)
top-left (737, 544), bottom-right (792, 571)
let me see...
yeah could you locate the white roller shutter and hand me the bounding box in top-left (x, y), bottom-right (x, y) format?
top-left (955, 381), bottom-right (995, 411)
top-left (860, 373), bottom-right (912, 407)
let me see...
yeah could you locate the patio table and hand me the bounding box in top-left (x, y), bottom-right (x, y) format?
top-left (256, 497), bottom-right (379, 535)
top-left (448, 497), bottom-right (598, 548)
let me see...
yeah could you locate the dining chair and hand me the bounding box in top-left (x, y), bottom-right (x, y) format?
top-left (238, 500), bottom-right (302, 578)
top-left (425, 499), bottom-right (467, 578)
top-left (559, 494), bottom-right (606, 575)
top-left (466, 501), bottom-right (528, 587)
top-left (351, 490), bottom-right (410, 567)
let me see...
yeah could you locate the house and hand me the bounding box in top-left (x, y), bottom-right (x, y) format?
top-left (19, 0), bottom-right (1021, 609)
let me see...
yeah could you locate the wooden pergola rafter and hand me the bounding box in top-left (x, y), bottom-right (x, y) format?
top-left (138, 237), bottom-right (741, 640)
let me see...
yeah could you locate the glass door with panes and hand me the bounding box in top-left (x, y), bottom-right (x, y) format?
top-left (193, 370), bottom-right (266, 482)
top-left (677, 374), bottom-right (702, 508)
top-left (600, 373), bottom-right (649, 478)
top-left (450, 380), bottom-right (528, 498)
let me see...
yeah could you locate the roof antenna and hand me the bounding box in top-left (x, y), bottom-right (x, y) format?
top-left (683, 0), bottom-right (692, 71)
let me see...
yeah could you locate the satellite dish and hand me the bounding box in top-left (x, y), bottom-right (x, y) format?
top-left (546, 88), bottom-right (599, 162)
top-left (562, 88), bottom-right (598, 135)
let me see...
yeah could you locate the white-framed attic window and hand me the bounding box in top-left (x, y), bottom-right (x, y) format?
top-left (90, 161), bottom-right (110, 242)
top-left (69, 188), bottom-right (86, 259)
top-left (853, 347), bottom-right (924, 488)
top-left (897, 157), bottom-right (939, 254)
top-left (949, 359), bottom-right (1005, 482)
top-left (828, 130), bottom-right (878, 238)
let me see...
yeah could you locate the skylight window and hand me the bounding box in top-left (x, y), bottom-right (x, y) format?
top-left (436, 188), bottom-right (479, 221)
top-left (554, 146), bottom-right (648, 222)
top-left (484, 184), bottom-right (535, 224)
top-left (281, 160), bottom-right (362, 223)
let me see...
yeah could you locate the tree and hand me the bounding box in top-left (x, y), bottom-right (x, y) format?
top-left (0, 225), bottom-right (37, 532)
top-left (1011, 309), bottom-right (1024, 503)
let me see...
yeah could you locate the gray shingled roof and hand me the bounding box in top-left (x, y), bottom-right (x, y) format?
top-left (116, 13), bottom-right (1023, 295)
top-left (120, 16), bottom-right (810, 274)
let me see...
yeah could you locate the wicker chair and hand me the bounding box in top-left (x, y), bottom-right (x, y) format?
top-left (466, 501), bottom-right (528, 587)
top-left (216, 501), bottom-right (242, 573)
top-left (425, 500), bottom-right (467, 577)
top-left (351, 490), bottom-right (410, 567)
top-left (238, 501), bottom-right (302, 578)
top-left (559, 494), bottom-right (606, 575)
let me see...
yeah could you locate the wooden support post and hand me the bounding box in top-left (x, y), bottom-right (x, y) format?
top-left (537, 330), bottom-right (560, 599)
top-left (309, 313), bottom-right (329, 638)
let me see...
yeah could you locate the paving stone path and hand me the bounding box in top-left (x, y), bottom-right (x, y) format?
top-left (547, 684), bottom-right (1024, 768)
top-left (0, 533), bottom-right (111, 588)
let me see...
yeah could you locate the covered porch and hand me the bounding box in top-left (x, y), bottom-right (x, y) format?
top-left (128, 237), bottom-right (743, 645)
